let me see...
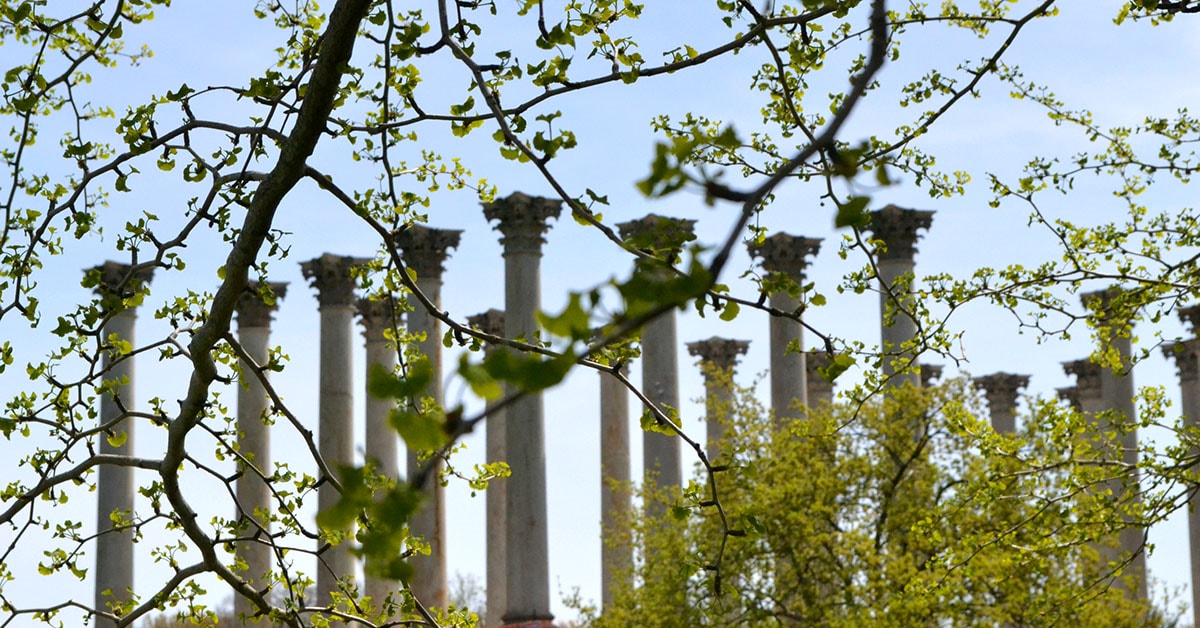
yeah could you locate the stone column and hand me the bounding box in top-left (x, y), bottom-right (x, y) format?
top-left (357, 295), bottom-right (401, 607)
top-left (598, 358), bottom-right (631, 611)
top-left (973, 372), bottom-right (1029, 434)
top-left (686, 337), bottom-right (750, 460)
top-left (1062, 357), bottom-right (1122, 586)
top-left (867, 206), bottom-right (933, 388)
top-left (396, 225), bottom-right (461, 611)
top-left (748, 233), bottom-right (822, 428)
top-left (301, 254), bottom-right (368, 615)
top-left (468, 308), bottom-right (507, 628)
top-left (234, 281), bottom-right (287, 625)
top-left (805, 350), bottom-right (834, 408)
top-left (618, 215), bottom-right (696, 496)
top-left (484, 192), bottom-right (561, 625)
top-left (1164, 305), bottom-right (1200, 627)
top-left (91, 261), bottom-right (152, 627)
top-left (1082, 288), bottom-right (1145, 596)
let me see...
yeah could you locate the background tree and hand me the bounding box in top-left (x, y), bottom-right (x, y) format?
top-left (0, 0), bottom-right (1198, 626)
top-left (587, 376), bottom-right (1182, 627)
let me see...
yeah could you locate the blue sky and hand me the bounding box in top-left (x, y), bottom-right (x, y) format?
top-left (2, 0), bottom-right (1199, 623)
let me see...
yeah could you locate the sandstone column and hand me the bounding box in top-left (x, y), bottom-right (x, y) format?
top-left (867, 206), bottom-right (933, 388)
top-left (357, 295), bottom-right (401, 607)
top-left (234, 281), bottom-right (287, 625)
top-left (806, 350), bottom-right (834, 408)
top-left (301, 253), bottom-right (368, 614)
top-left (617, 215), bottom-right (696, 496)
top-left (973, 372), bottom-right (1029, 434)
top-left (1082, 288), bottom-right (1145, 596)
top-left (598, 358), bottom-right (631, 611)
top-left (91, 261), bottom-right (153, 627)
top-left (396, 225), bottom-right (461, 611)
top-left (468, 308), bottom-right (508, 628)
top-left (484, 192), bottom-right (561, 626)
top-left (686, 337), bottom-right (750, 461)
top-left (748, 233), bottom-right (821, 428)
top-left (1163, 305), bottom-right (1200, 627)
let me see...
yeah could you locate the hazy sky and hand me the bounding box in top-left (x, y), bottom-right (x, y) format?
top-left (1, 0), bottom-right (1199, 623)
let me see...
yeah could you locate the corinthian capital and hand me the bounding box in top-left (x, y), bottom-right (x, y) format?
top-left (867, 205), bottom-right (934, 261)
top-left (747, 232), bottom-right (822, 282)
top-left (483, 192), bottom-right (562, 255)
top-left (396, 224), bottom-right (462, 281)
top-left (301, 254), bottom-right (369, 307)
top-left (236, 282), bottom-right (288, 328)
top-left (686, 337), bottom-right (750, 373)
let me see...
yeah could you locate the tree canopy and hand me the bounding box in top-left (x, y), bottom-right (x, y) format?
top-left (1, 0), bottom-right (1200, 626)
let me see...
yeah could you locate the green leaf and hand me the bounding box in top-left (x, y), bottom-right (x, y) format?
top-left (719, 300), bottom-right (740, 322)
top-left (389, 408), bottom-right (446, 451)
top-left (367, 357), bottom-right (432, 400)
top-left (834, 196), bottom-right (872, 229)
top-left (106, 429), bottom-right (128, 448)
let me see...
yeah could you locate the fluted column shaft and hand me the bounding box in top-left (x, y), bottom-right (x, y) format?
top-left (234, 282), bottom-right (286, 625)
top-left (398, 225), bottom-right (461, 611)
top-left (469, 309), bottom-right (507, 628)
top-left (806, 350), bottom-right (834, 408)
top-left (749, 234), bottom-right (820, 427)
top-left (485, 192), bottom-right (561, 625)
top-left (358, 297), bottom-right (400, 606)
top-left (1083, 289), bottom-right (1145, 596)
top-left (1165, 321), bottom-right (1200, 627)
top-left (91, 262), bottom-right (152, 627)
top-left (302, 254), bottom-right (366, 616)
top-left (618, 215), bottom-right (696, 499)
top-left (868, 206), bottom-right (933, 389)
top-left (599, 363), bottom-right (631, 611)
top-left (687, 338), bottom-right (749, 461)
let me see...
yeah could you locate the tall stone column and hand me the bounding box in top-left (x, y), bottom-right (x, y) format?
top-left (748, 233), bottom-right (821, 428)
top-left (867, 206), bottom-right (933, 388)
top-left (618, 215), bottom-right (696, 496)
top-left (396, 225), bottom-right (461, 611)
top-left (357, 295), bottom-right (401, 607)
top-left (686, 337), bottom-right (750, 460)
top-left (91, 261), bottom-right (153, 627)
top-left (1082, 288), bottom-right (1145, 596)
top-left (484, 192), bottom-right (561, 626)
top-left (806, 350), bottom-right (834, 409)
top-left (1163, 305), bottom-right (1200, 627)
top-left (598, 358), bottom-right (631, 611)
top-left (234, 281), bottom-right (287, 625)
top-left (301, 254), bottom-right (368, 615)
top-left (468, 308), bottom-right (508, 628)
top-left (973, 372), bottom-right (1029, 434)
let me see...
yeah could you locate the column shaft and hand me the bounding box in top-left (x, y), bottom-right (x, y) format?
top-left (769, 292), bottom-right (806, 426)
top-left (877, 257), bottom-right (920, 387)
top-left (407, 276), bottom-right (448, 609)
top-left (95, 309), bottom-right (137, 627)
top-left (599, 366), bottom-right (631, 610)
top-left (317, 302), bottom-right (356, 608)
top-left (359, 298), bottom-right (400, 607)
top-left (469, 309), bottom-right (507, 628)
top-left (641, 312), bottom-right (681, 493)
top-left (235, 325), bottom-right (273, 624)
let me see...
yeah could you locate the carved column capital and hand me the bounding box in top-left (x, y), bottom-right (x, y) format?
top-left (1062, 359), bottom-right (1103, 400)
top-left (974, 372), bottom-right (1030, 412)
top-left (300, 254), bottom-right (369, 307)
top-left (1178, 305), bottom-right (1200, 335)
top-left (867, 205), bottom-right (934, 261)
top-left (396, 224), bottom-right (462, 281)
top-left (483, 192), bottom-right (562, 255)
top-left (616, 214), bottom-right (697, 263)
top-left (1163, 340), bottom-right (1200, 382)
top-left (1056, 386), bottom-right (1080, 411)
top-left (920, 363), bottom-right (944, 387)
top-left (357, 296), bottom-right (402, 341)
top-left (686, 337), bottom-right (750, 372)
top-left (468, 309), bottom-right (506, 337)
top-left (236, 282), bottom-right (288, 328)
top-left (747, 232), bottom-right (822, 281)
top-left (87, 261), bottom-right (155, 314)
top-left (806, 350), bottom-right (832, 389)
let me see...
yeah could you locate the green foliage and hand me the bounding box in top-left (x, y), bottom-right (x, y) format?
top-left (584, 378), bottom-right (1180, 626)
